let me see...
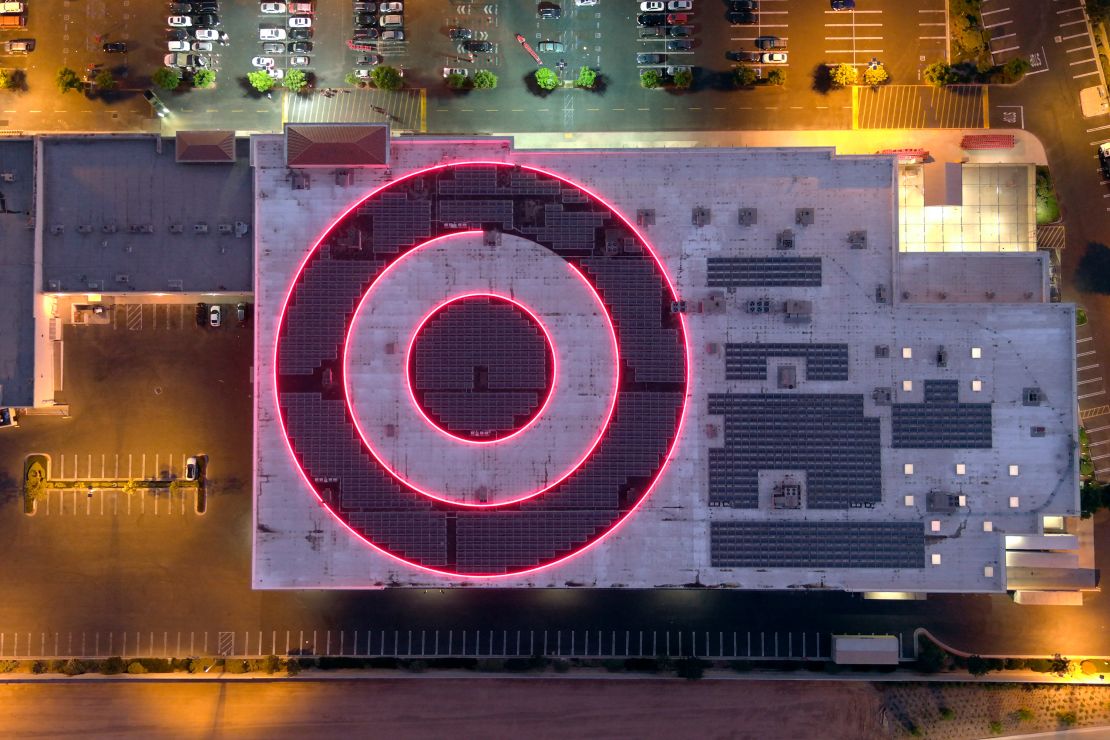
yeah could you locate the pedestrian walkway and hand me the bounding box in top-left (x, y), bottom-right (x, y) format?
top-left (857, 85), bottom-right (987, 129)
top-left (284, 88), bottom-right (425, 132)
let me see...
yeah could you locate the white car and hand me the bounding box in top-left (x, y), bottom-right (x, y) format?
top-left (443, 67), bottom-right (468, 77)
top-left (195, 28), bottom-right (220, 41)
top-left (761, 52), bottom-right (787, 63)
top-left (381, 30), bottom-right (404, 40)
top-left (259, 27), bottom-right (287, 40)
top-left (574, 0), bottom-right (597, 5)
top-left (252, 56), bottom-right (276, 67)
top-left (192, 41), bottom-right (213, 51)
top-left (288, 15), bottom-right (312, 27)
top-left (667, 0), bottom-right (692, 8)
top-left (260, 2), bottom-right (286, 12)
top-left (185, 457), bottom-right (199, 481)
top-left (168, 40), bottom-right (190, 51)
top-left (267, 67), bottom-right (285, 79)
top-left (290, 55), bottom-right (310, 66)
top-left (380, 1), bottom-right (403, 11)
top-left (168, 15), bottom-right (192, 27)
top-left (640, 1), bottom-right (664, 10)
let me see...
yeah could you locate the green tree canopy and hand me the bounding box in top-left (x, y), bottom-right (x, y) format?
top-left (247, 70), bottom-right (276, 93)
top-left (344, 71), bottom-right (362, 87)
top-left (862, 64), bottom-right (888, 87)
top-left (640, 69), bottom-right (661, 89)
top-left (371, 65), bottom-right (403, 90)
top-left (1003, 56), bottom-right (1031, 82)
top-left (446, 72), bottom-right (469, 90)
top-left (192, 69), bottom-right (215, 88)
top-left (672, 68), bottom-right (693, 89)
top-left (766, 68), bottom-right (786, 86)
top-left (828, 62), bottom-right (858, 87)
top-left (575, 66), bottom-right (597, 89)
top-left (55, 67), bottom-right (81, 94)
top-left (734, 66), bottom-right (757, 87)
top-left (0, 69), bottom-right (15, 91)
top-left (535, 67), bottom-right (559, 90)
top-left (284, 68), bottom-right (308, 93)
top-left (94, 69), bottom-right (117, 90)
top-left (473, 69), bottom-right (498, 89)
top-left (922, 61), bottom-right (955, 87)
top-left (152, 67), bottom-right (182, 91)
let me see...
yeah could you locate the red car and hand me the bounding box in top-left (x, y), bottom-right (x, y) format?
top-left (666, 12), bottom-right (689, 24)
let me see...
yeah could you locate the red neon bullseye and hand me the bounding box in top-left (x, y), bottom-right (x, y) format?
top-left (405, 293), bottom-right (557, 445)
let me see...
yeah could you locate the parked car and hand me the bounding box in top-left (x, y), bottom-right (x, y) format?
top-left (288, 15), bottom-right (311, 26)
top-left (443, 67), bottom-right (468, 77)
top-left (665, 64), bottom-right (690, 76)
top-left (380, 29), bottom-right (404, 40)
top-left (668, 25), bottom-right (692, 37)
top-left (185, 456), bottom-right (199, 481)
top-left (449, 27), bottom-right (473, 40)
top-left (262, 41), bottom-right (284, 53)
top-left (237, 303), bottom-right (249, 322)
top-left (102, 41), bottom-right (127, 53)
top-left (163, 52), bottom-right (188, 66)
top-left (639, 0), bottom-right (664, 10)
top-left (378, 13), bottom-right (402, 26)
top-left (1099, 143), bottom-right (1110, 180)
top-left (195, 0), bottom-right (220, 11)
top-left (354, 13), bottom-right (377, 27)
top-left (192, 40), bottom-right (213, 51)
top-left (168, 2), bottom-right (192, 13)
top-left (727, 10), bottom-right (755, 23)
top-left (259, 27), bottom-right (286, 40)
top-left (290, 54), bottom-right (310, 66)
top-left (761, 51), bottom-right (787, 63)
top-left (194, 13), bottom-right (219, 27)
top-left (289, 28), bottom-right (312, 39)
top-left (379, 1), bottom-right (402, 11)
top-left (267, 67), bottom-right (285, 79)
top-left (639, 27), bottom-right (664, 38)
top-left (288, 1), bottom-right (314, 11)
top-left (355, 53), bottom-right (382, 65)
top-left (168, 39), bottom-right (190, 51)
top-left (666, 12), bottom-right (689, 24)
top-left (288, 41), bottom-right (312, 52)
top-left (637, 52), bottom-right (665, 65)
top-left (166, 29), bottom-right (189, 41)
top-left (830, 0), bottom-right (855, 9)
top-left (252, 56), bottom-right (275, 67)
top-left (2, 38), bottom-right (33, 53)
top-left (464, 40), bottom-right (494, 53)
top-left (756, 36), bottom-right (786, 50)
top-left (355, 68), bottom-right (371, 79)
top-left (730, 0), bottom-right (757, 8)
top-left (667, 0), bottom-right (691, 9)
top-left (538, 2), bottom-right (561, 18)
top-left (726, 50), bottom-right (760, 62)
top-left (167, 15), bottom-right (192, 26)
top-left (637, 12), bottom-right (665, 26)
top-left (537, 40), bottom-right (564, 52)
top-left (352, 28), bottom-right (379, 40)
top-left (353, 1), bottom-right (376, 10)
top-left (195, 28), bottom-right (219, 40)
top-left (667, 39), bottom-right (693, 51)
top-left (260, 2), bottom-right (286, 12)
top-left (144, 89), bottom-right (170, 118)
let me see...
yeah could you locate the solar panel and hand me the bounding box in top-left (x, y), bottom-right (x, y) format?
top-left (892, 380), bottom-right (993, 448)
top-left (707, 257), bottom-right (822, 287)
top-left (710, 521), bottom-right (925, 568)
top-left (726, 343), bottom-right (849, 381)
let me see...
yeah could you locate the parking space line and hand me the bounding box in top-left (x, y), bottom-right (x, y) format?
top-left (1057, 5), bottom-right (1084, 13)
top-left (1085, 424), bottom-right (1110, 433)
top-left (1080, 389), bottom-right (1107, 399)
top-left (1070, 58), bottom-right (1097, 66)
top-left (1060, 18), bottom-right (1087, 27)
top-left (1061, 32), bottom-right (1090, 40)
top-left (1091, 453), bottom-right (1110, 461)
top-left (994, 45), bottom-right (1020, 53)
top-left (1089, 439), bottom-right (1110, 447)
top-left (981, 7), bottom-right (1010, 15)
top-left (1079, 363), bottom-right (1100, 371)
top-left (1078, 377), bottom-right (1102, 385)
top-left (1076, 70), bottom-right (1102, 78)
top-left (1079, 350), bottom-right (1097, 356)
top-left (983, 20), bottom-right (1011, 29)
top-left (1067, 46), bottom-right (1094, 53)
top-left (1078, 336), bottom-right (1093, 343)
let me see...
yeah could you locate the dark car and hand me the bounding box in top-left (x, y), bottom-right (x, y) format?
top-left (352, 28), bottom-right (379, 40)
top-left (538, 2), bottom-right (561, 18)
top-left (727, 10), bottom-right (756, 24)
top-left (194, 1), bottom-right (220, 11)
top-left (195, 302), bottom-right (207, 327)
top-left (726, 49), bottom-right (760, 62)
top-left (464, 40), bottom-right (494, 53)
top-left (288, 41), bottom-right (313, 53)
top-left (668, 24), bottom-right (692, 37)
top-left (637, 12), bottom-right (665, 26)
top-left (169, 2), bottom-right (192, 13)
top-left (1100, 144), bottom-right (1110, 180)
top-left (729, 0), bottom-right (757, 9)
top-left (449, 27), bottom-right (473, 40)
top-left (636, 52), bottom-right (665, 65)
top-left (831, 0), bottom-right (856, 9)
top-left (289, 28), bottom-right (312, 40)
top-left (194, 13), bottom-right (219, 27)
top-left (667, 39), bottom-right (693, 51)
top-left (167, 29), bottom-right (190, 41)
top-left (354, 1), bottom-right (376, 10)
top-left (102, 41), bottom-right (127, 53)
top-left (355, 12), bottom-right (377, 27)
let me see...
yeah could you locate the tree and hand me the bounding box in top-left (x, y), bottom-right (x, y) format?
top-left (344, 71), bottom-right (363, 87)
top-left (152, 67), bottom-right (181, 91)
top-left (192, 69), bottom-right (215, 88)
top-left (94, 69), bottom-right (117, 91)
top-left (0, 69), bottom-right (14, 90)
top-left (828, 62), bottom-right (858, 88)
top-left (863, 64), bottom-right (888, 87)
top-left (575, 66), bottom-right (597, 89)
top-left (446, 72), bottom-right (468, 90)
top-left (535, 67), bottom-right (559, 90)
top-left (923, 61), bottom-right (955, 87)
top-left (473, 69), bottom-right (498, 89)
top-left (766, 68), bottom-right (786, 86)
top-left (733, 66), bottom-right (757, 87)
top-left (370, 65), bottom-right (403, 90)
top-left (1003, 56), bottom-right (1031, 82)
top-left (122, 479), bottom-right (137, 495)
top-left (967, 654), bottom-right (992, 676)
top-left (640, 69), bottom-right (661, 89)
top-left (284, 68), bottom-right (307, 93)
top-left (672, 68), bottom-right (693, 89)
top-left (247, 70), bottom-right (275, 93)
top-left (1050, 653), bottom-right (1072, 676)
top-left (55, 67), bottom-right (81, 94)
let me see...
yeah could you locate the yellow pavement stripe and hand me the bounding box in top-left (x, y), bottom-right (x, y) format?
top-left (420, 88), bottom-right (427, 132)
top-left (851, 85), bottom-right (859, 129)
top-left (982, 85), bottom-right (990, 129)
top-left (281, 88), bottom-right (288, 126)
top-left (1082, 404), bottom-right (1110, 420)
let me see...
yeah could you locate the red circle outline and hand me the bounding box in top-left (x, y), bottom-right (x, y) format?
top-left (404, 292), bottom-right (558, 445)
top-left (272, 160), bottom-right (691, 579)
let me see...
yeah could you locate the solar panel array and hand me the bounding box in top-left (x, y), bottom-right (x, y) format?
top-left (708, 394), bottom-right (882, 509)
top-left (726, 343), bottom-right (850, 381)
top-left (710, 521), bottom-right (926, 568)
top-left (275, 163), bottom-right (687, 575)
top-left (892, 379), bottom-right (993, 448)
top-left (706, 257), bottom-right (822, 287)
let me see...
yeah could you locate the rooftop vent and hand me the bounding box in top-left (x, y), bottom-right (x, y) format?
top-left (746, 298), bottom-right (772, 314)
top-left (193, 223), bottom-right (208, 234)
top-left (692, 207), bottom-right (711, 227)
top-left (936, 346), bottom-right (948, 367)
top-left (795, 207), bottom-right (815, 226)
top-left (636, 209), bottom-right (655, 226)
top-left (49, 224), bottom-right (63, 235)
top-left (128, 223), bottom-right (154, 234)
top-left (1023, 387), bottom-right (1042, 406)
top-left (218, 223), bottom-right (233, 235)
top-left (0, 172), bottom-right (14, 182)
top-left (115, 273), bottom-right (129, 284)
top-left (738, 207), bottom-right (757, 226)
top-left (336, 170), bottom-right (353, 187)
top-left (47, 280), bottom-right (61, 291)
top-left (169, 223), bottom-right (184, 234)
top-left (776, 229), bottom-right (795, 250)
top-left (235, 221), bottom-right (250, 238)
top-left (76, 224), bottom-right (93, 234)
top-left (848, 230), bottom-right (867, 248)
top-left (86, 280), bottom-right (103, 290)
top-left (875, 345), bottom-right (890, 358)
top-left (875, 284), bottom-right (888, 303)
top-left (292, 172), bottom-right (311, 190)
top-left (872, 387), bottom-right (892, 405)
top-left (102, 223), bottom-right (117, 234)
top-left (168, 279), bottom-right (183, 290)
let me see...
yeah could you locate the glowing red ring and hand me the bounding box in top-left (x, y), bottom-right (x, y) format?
top-left (404, 292), bottom-right (558, 445)
top-left (342, 234), bottom-right (620, 507)
top-left (272, 160), bottom-right (691, 578)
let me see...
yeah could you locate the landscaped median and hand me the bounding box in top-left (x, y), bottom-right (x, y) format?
top-left (22, 454), bottom-right (204, 515)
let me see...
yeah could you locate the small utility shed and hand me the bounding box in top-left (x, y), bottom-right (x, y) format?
top-left (831, 635), bottom-right (901, 665)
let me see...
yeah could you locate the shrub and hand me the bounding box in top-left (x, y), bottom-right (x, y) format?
top-left (988, 720), bottom-right (1003, 735)
top-left (730, 660), bottom-right (753, 672)
top-left (535, 67), bottom-right (559, 90)
top-left (286, 659), bottom-right (301, 676)
top-left (263, 654), bottom-right (281, 674)
top-left (192, 69), bottom-right (215, 88)
top-left (284, 69), bottom-right (308, 93)
top-left (477, 658), bottom-right (506, 672)
top-left (1016, 707), bottom-right (1034, 722)
top-left (766, 69), bottom-right (786, 86)
top-left (126, 661), bottom-right (147, 674)
top-left (405, 660), bottom-right (428, 673)
top-left (828, 62), bottom-right (858, 87)
top-left (0, 69), bottom-right (14, 90)
top-left (344, 72), bottom-right (362, 87)
top-left (55, 67), bottom-right (81, 94)
top-left (1002, 57), bottom-right (1031, 82)
top-left (575, 66), bottom-right (597, 89)
top-left (734, 67), bottom-right (757, 87)
top-left (623, 658), bottom-right (659, 673)
top-left (247, 70), bottom-right (275, 93)
top-left (0, 660), bottom-right (19, 673)
top-left (473, 69), bottom-right (498, 89)
top-left (446, 72), bottom-right (468, 90)
top-left (100, 657), bottom-right (126, 675)
top-left (640, 69), bottom-right (661, 89)
top-left (61, 659), bottom-right (87, 676)
top-left (552, 659), bottom-right (570, 673)
top-left (968, 655), bottom-right (992, 676)
top-left (675, 656), bottom-right (706, 680)
top-left (916, 635), bottom-right (947, 673)
top-left (152, 67), bottom-right (181, 91)
top-left (672, 68), bottom-right (693, 89)
top-left (602, 659), bottom-right (625, 673)
top-left (1004, 658), bottom-right (1026, 670)
top-left (1058, 711), bottom-right (1078, 726)
top-left (371, 65), bottom-right (403, 91)
top-left (923, 61), bottom-right (956, 87)
top-left (939, 707), bottom-right (955, 720)
top-left (138, 658), bottom-right (173, 673)
top-left (863, 64), bottom-right (888, 87)
top-left (225, 659), bottom-right (248, 674)
top-left (94, 69), bottom-right (117, 91)
top-left (46, 660), bottom-right (64, 673)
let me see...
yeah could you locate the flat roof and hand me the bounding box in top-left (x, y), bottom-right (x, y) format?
top-left (0, 139), bottom-right (36, 406)
top-left (40, 135), bottom-right (254, 293)
top-left (252, 137), bottom-right (1077, 591)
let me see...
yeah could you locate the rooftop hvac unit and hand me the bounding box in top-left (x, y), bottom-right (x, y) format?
top-left (670, 300), bottom-right (687, 314)
top-left (169, 223), bottom-right (184, 234)
top-left (738, 207), bottom-right (757, 226)
top-left (783, 299), bottom-right (811, 324)
top-left (168, 279), bottom-right (183, 290)
top-left (128, 223), bottom-right (154, 234)
top-left (101, 223), bottom-right (117, 234)
top-left (936, 346), bottom-right (947, 367)
top-left (336, 170), bottom-right (353, 187)
top-left (193, 222), bottom-right (208, 234)
top-left (776, 229), bottom-right (795, 250)
top-left (871, 387), bottom-right (892, 405)
top-left (0, 172), bottom-right (14, 182)
top-left (795, 207), bottom-right (814, 226)
top-left (875, 284), bottom-right (888, 303)
top-left (483, 229), bottom-right (501, 247)
top-left (848, 230), bottom-right (867, 248)
top-left (636, 209), bottom-right (655, 226)
top-left (235, 221), bottom-right (250, 238)
top-left (115, 273), bottom-right (129, 284)
top-left (76, 224), bottom-right (93, 234)
top-left (292, 172), bottom-right (310, 190)
top-left (47, 280), bottom-right (61, 291)
top-left (746, 298), bottom-right (771, 314)
top-left (218, 223), bottom-right (233, 235)
top-left (705, 424), bottom-right (718, 439)
top-left (692, 206), bottom-right (710, 227)
top-left (705, 343), bottom-right (718, 354)
top-left (86, 280), bottom-right (103, 290)
top-left (874, 344), bottom-right (890, 358)
top-left (1023, 387), bottom-right (1042, 406)
top-left (49, 224), bottom-right (63, 235)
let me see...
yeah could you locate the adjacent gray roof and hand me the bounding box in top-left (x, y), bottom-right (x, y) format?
top-left (0, 139), bottom-right (35, 406)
